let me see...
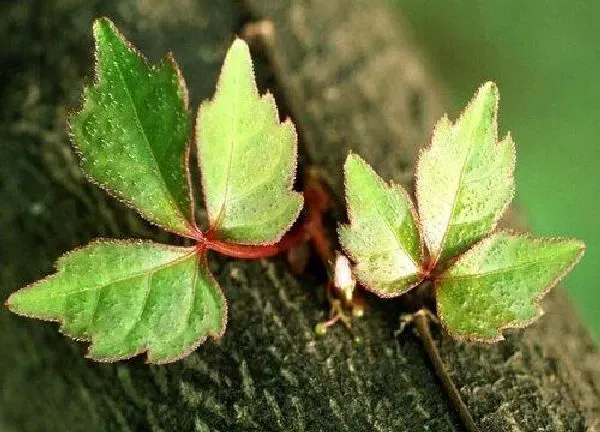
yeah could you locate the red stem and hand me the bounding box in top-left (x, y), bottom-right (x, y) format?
top-left (192, 170), bottom-right (334, 261)
top-left (302, 173), bottom-right (335, 264)
top-left (200, 224), bottom-right (308, 259)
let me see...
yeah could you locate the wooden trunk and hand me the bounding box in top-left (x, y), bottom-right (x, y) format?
top-left (0, 1), bottom-right (598, 430)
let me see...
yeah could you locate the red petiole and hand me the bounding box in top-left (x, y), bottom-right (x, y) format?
top-left (198, 224), bottom-right (309, 259)
top-left (302, 171), bottom-right (335, 264)
top-left (186, 169), bottom-right (336, 262)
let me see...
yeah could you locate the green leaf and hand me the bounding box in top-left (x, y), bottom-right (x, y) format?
top-left (197, 39), bottom-right (303, 245)
top-left (416, 82), bottom-right (515, 266)
top-left (6, 241), bottom-right (226, 363)
top-left (436, 232), bottom-right (585, 341)
top-left (339, 154), bottom-right (423, 297)
top-left (70, 18), bottom-right (194, 237)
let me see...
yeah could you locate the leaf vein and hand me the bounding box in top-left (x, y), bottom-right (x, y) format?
top-left (50, 251), bottom-right (195, 299)
top-left (109, 43), bottom-right (187, 223)
top-left (441, 257), bottom-right (563, 281)
top-left (433, 139), bottom-right (473, 263)
top-left (211, 65), bottom-right (240, 231)
top-left (372, 195), bottom-right (419, 271)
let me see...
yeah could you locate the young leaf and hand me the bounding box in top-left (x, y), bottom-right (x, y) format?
top-left (6, 241), bottom-right (226, 363)
top-left (339, 154), bottom-right (423, 297)
top-left (416, 82), bottom-right (515, 266)
top-left (435, 232), bottom-right (585, 341)
top-left (70, 18), bottom-right (195, 237)
top-left (197, 39), bottom-right (303, 245)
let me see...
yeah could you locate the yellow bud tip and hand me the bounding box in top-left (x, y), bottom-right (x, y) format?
top-left (352, 304), bottom-right (364, 318)
top-left (315, 322), bottom-right (327, 336)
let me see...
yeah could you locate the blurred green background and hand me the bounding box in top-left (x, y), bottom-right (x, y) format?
top-left (392, 1), bottom-right (599, 339)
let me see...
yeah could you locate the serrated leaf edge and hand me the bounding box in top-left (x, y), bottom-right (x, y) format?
top-left (339, 152), bottom-right (425, 298)
top-left (434, 230), bottom-right (585, 343)
top-left (5, 239), bottom-right (227, 364)
top-left (414, 82), bottom-right (516, 268)
top-left (68, 17), bottom-right (198, 238)
top-left (147, 252), bottom-right (227, 365)
top-left (196, 38), bottom-right (302, 245)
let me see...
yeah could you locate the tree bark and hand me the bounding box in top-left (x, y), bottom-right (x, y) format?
top-left (0, 1), bottom-right (598, 431)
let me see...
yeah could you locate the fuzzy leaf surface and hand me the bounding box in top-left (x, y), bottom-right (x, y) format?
top-left (416, 82), bottom-right (515, 266)
top-left (339, 154), bottom-right (423, 297)
top-left (6, 241), bottom-right (226, 363)
top-left (70, 18), bottom-right (194, 236)
top-left (436, 232), bottom-right (585, 341)
top-left (197, 39), bottom-right (303, 244)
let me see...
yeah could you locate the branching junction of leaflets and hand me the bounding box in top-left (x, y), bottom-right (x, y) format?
top-left (6, 19), bottom-right (585, 364)
top-left (339, 83), bottom-right (584, 341)
top-left (6, 19), bottom-right (303, 363)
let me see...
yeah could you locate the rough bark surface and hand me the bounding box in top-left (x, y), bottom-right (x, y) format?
top-left (0, 1), bottom-right (598, 431)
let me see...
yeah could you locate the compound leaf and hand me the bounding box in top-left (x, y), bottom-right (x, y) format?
top-left (436, 232), bottom-right (585, 341)
top-left (70, 18), bottom-right (194, 237)
top-left (339, 154), bottom-right (423, 297)
top-left (6, 241), bottom-right (226, 363)
top-left (416, 82), bottom-right (515, 266)
top-left (197, 39), bottom-right (303, 245)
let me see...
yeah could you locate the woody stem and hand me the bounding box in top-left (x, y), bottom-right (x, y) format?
top-left (414, 311), bottom-right (480, 432)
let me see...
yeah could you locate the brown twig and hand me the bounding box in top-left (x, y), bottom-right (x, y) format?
top-left (413, 310), bottom-right (480, 432)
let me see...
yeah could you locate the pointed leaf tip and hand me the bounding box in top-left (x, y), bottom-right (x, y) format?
top-left (340, 154), bottom-right (423, 297)
top-left (229, 38), bottom-right (252, 57)
top-left (343, 152), bottom-right (364, 174)
top-left (416, 81), bottom-right (513, 267)
top-left (197, 39), bottom-right (303, 245)
top-left (70, 19), bottom-right (194, 236)
top-left (477, 81), bottom-right (498, 99)
top-left (7, 241), bottom-right (227, 363)
top-left (436, 232), bottom-right (585, 341)
top-left (92, 17), bottom-right (114, 37)
top-left (467, 81), bottom-right (498, 122)
top-left (224, 39), bottom-right (252, 71)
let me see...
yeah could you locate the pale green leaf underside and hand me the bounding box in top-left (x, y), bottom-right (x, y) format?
top-left (197, 39), bottom-right (303, 244)
top-left (339, 154), bottom-right (423, 296)
top-left (416, 82), bottom-right (515, 265)
top-left (436, 232), bottom-right (584, 341)
top-left (70, 18), bottom-right (193, 236)
top-left (7, 241), bottom-right (226, 363)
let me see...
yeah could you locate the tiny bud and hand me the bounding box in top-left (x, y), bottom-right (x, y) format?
top-left (333, 252), bottom-right (356, 301)
top-left (352, 304), bottom-right (364, 318)
top-left (315, 322), bottom-right (328, 335)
